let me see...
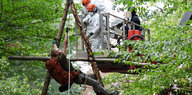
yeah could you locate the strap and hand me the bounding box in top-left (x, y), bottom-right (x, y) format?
top-left (57, 57), bottom-right (68, 71)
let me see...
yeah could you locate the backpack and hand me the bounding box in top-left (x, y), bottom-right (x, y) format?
top-left (45, 58), bottom-right (78, 85)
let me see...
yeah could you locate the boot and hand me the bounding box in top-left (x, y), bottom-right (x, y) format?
top-left (59, 84), bottom-right (71, 92)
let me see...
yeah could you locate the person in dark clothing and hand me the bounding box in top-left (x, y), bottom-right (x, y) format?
top-left (47, 41), bottom-right (119, 95)
top-left (125, 7), bottom-right (142, 37)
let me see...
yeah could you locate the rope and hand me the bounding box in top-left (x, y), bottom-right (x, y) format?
top-left (67, 6), bottom-right (71, 95)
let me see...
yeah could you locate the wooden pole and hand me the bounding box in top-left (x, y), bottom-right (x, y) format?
top-left (41, 71), bottom-right (51, 95)
top-left (42, 0), bottom-right (70, 95)
top-left (56, 0), bottom-right (71, 47)
top-left (8, 56), bottom-right (152, 66)
top-left (69, 0), bottom-right (103, 85)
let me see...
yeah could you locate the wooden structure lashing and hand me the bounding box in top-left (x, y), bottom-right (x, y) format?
top-left (42, 0), bottom-right (103, 94)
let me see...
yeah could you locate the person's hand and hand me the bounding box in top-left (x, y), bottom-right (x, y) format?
top-left (86, 32), bottom-right (93, 38)
top-left (83, 15), bottom-right (91, 25)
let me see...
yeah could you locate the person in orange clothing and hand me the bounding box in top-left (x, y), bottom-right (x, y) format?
top-left (45, 38), bottom-right (118, 95)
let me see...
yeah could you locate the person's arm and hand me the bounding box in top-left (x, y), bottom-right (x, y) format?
top-left (63, 27), bottom-right (69, 55)
top-left (53, 39), bottom-right (59, 51)
top-left (52, 27), bottom-right (68, 54)
top-left (82, 6), bottom-right (88, 19)
top-left (89, 14), bottom-right (100, 36)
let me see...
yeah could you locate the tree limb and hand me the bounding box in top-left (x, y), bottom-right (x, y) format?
top-left (69, 0), bottom-right (104, 86)
top-left (155, 5), bottom-right (164, 13)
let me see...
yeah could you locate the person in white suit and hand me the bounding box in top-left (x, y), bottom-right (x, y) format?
top-left (83, 3), bottom-right (101, 51)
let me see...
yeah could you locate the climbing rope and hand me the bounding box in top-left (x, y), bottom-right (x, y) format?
top-left (67, 7), bottom-right (71, 95)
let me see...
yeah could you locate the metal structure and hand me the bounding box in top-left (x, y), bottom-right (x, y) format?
top-left (179, 8), bottom-right (192, 26)
top-left (73, 13), bottom-right (151, 73)
top-left (75, 13), bottom-right (151, 52)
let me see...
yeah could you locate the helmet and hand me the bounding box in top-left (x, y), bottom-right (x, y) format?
top-left (82, 0), bottom-right (91, 6)
top-left (87, 3), bottom-right (96, 12)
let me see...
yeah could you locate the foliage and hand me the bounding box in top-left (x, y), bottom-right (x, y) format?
top-left (103, 0), bottom-right (192, 95)
top-left (0, 0), bottom-right (83, 94)
top-left (1, 0), bottom-right (192, 94)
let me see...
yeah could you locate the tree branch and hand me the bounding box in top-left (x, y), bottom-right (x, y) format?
top-left (155, 5), bottom-right (164, 13)
top-left (0, 6), bottom-right (28, 23)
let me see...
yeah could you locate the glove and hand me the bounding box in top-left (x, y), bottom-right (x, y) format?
top-left (90, 32), bottom-right (93, 36)
top-left (83, 15), bottom-right (91, 25)
top-left (59, 84), bottom-right (70, 92)
top-left (53, 38), bottom-right (57, 44)
top-left (86, 32), bottom-right (93, 38)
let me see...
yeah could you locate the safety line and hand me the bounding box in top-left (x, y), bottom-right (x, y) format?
top-left (67, 7), bottom-right (71, 95)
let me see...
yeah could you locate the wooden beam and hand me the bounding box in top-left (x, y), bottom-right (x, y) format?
top-left (69, 0), bottom-right (103, 85)
top-left (56, 0), bottom-right (70, 47)
top-left (8, 56), bottom-right (152, 66)
top-left (41, 71), bottom-right (51, 95)
top-left (8, 56), bottom-right (50, 61)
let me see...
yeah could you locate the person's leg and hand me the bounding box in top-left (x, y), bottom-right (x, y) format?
top-left (103, 35), bottom-right (109, 49)
top-left (74, 72), bottom-right (111, 95)
top-left (89, 38), bottom-right (100, 51)
top-left (86, 74), bottom-right (95, 79)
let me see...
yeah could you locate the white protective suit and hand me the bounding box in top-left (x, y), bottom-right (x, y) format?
top-left (83, 13), bottom-right (101, 51)
top-left (82, 1), bottom-right (109, 50)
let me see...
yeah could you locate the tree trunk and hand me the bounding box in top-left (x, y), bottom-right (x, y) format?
top-left (56, 0), bottom-right (70, 47)
top-left (69, 0), bottom-right (103, 86)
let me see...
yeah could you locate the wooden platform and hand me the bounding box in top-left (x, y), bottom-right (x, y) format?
top-left (75, 51), bottom-right (109, 58)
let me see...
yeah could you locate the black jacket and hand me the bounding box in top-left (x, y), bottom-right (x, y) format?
top-left (125, 11), bottom-right (142, 34)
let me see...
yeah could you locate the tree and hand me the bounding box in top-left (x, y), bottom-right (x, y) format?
top-left (103, 0), bottom-right (192, 94)
top-left (0, 0), bottom-right (83, 94)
